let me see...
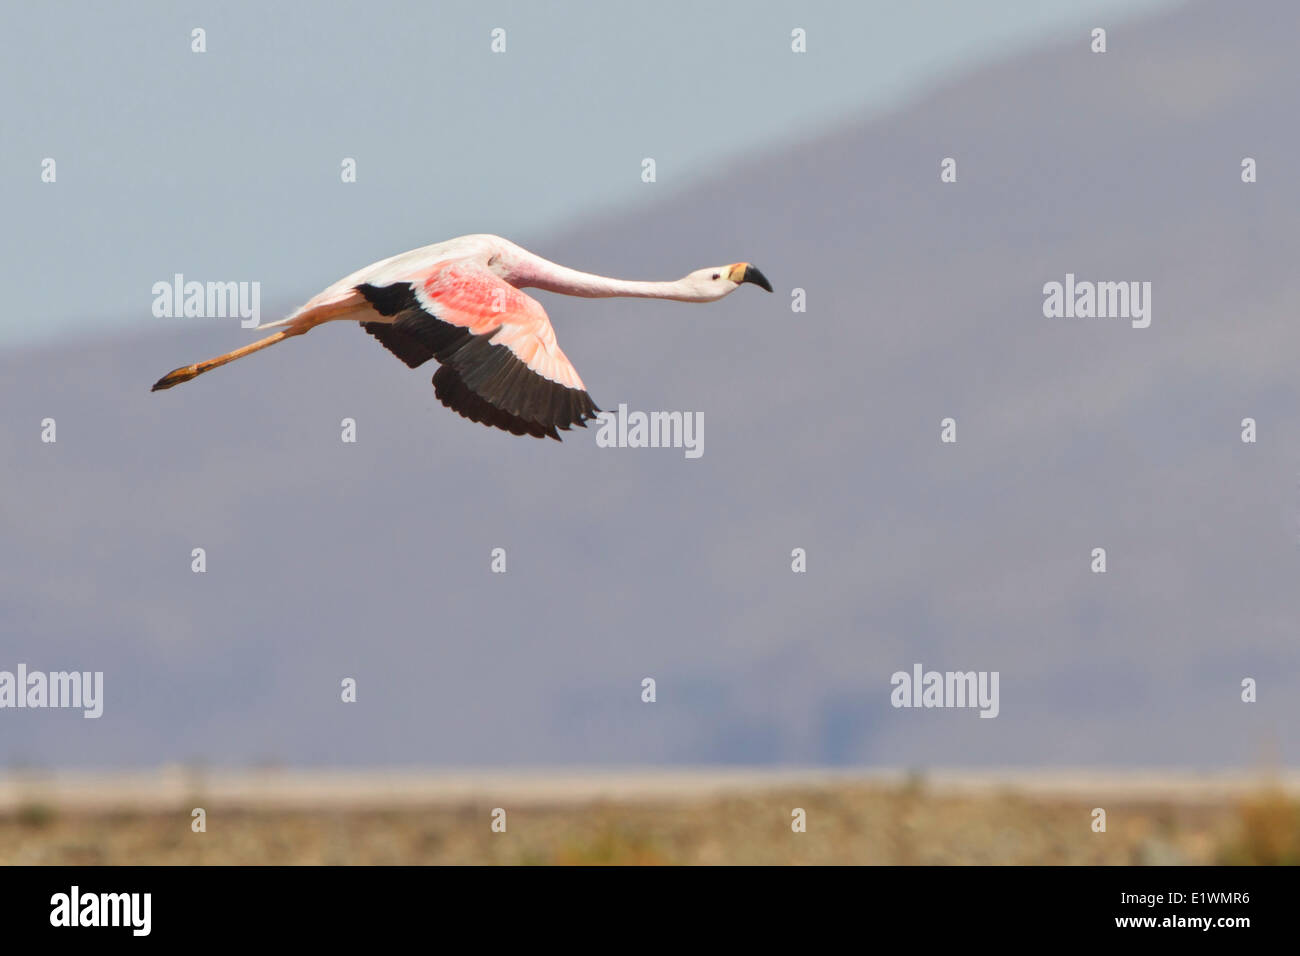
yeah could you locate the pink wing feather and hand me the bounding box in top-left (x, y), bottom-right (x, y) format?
top-left (358, 260), bottom-right (599, 440)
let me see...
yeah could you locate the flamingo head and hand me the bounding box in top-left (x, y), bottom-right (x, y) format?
top-left (681, 262), bottom-right (773, 300)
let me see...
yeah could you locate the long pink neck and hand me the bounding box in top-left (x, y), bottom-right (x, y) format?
top-left (513, 254), bottom-right (704, 301)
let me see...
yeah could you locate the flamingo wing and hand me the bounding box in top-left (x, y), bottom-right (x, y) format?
top-left (356, 260), bottom-right (600, 440)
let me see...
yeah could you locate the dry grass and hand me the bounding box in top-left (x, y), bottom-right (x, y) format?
top-left (3, 778), bottom-right (1296, 865)
top-left (1216, 787), bottom-right (1300, 866)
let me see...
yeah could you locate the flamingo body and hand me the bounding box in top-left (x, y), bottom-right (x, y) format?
top-left (152, 234), bottom-right (771, 440)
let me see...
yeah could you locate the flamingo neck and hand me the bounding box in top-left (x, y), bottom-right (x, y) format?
top-left (513, 256), bottom-right (705, 301)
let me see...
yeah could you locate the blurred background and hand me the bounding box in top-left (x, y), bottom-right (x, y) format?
top-left (1, 0), bottom-right (1297, 863)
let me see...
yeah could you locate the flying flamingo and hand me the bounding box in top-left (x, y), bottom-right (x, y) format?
top-left (152, 234), bottom-right (772, 439)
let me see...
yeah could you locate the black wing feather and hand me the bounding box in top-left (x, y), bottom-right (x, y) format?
top-left (358, 281), bottom-right (600, 439)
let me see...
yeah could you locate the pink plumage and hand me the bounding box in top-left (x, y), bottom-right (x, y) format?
top-left (152, 234), bottom-right (772, 440)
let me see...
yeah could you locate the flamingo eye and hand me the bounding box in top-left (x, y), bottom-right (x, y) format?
top-left (711, 273), bottom-right (720, 280)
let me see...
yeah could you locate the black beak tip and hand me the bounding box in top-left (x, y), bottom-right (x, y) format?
top-left (744, 265), bottom-right (773, 293)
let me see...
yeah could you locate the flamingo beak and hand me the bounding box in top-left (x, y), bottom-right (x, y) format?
top-left (733, 263), bottom-right (773, 292)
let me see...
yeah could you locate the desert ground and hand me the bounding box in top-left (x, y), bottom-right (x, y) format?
top-left (2, 768), bottom-right (1297, 865)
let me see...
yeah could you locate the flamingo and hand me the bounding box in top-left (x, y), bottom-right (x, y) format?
top-left (151, 234), bottom-right (772, 440)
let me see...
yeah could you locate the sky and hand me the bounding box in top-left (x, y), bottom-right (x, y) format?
top-left (1, 0), bottom-right (1180, 347)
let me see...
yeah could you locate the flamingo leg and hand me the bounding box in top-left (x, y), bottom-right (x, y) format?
top-left (150, 328), bottom-right (302, 391)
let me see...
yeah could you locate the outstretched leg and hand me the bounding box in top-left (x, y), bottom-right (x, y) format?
top-left (151, 328), bottom-right (302, 391)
